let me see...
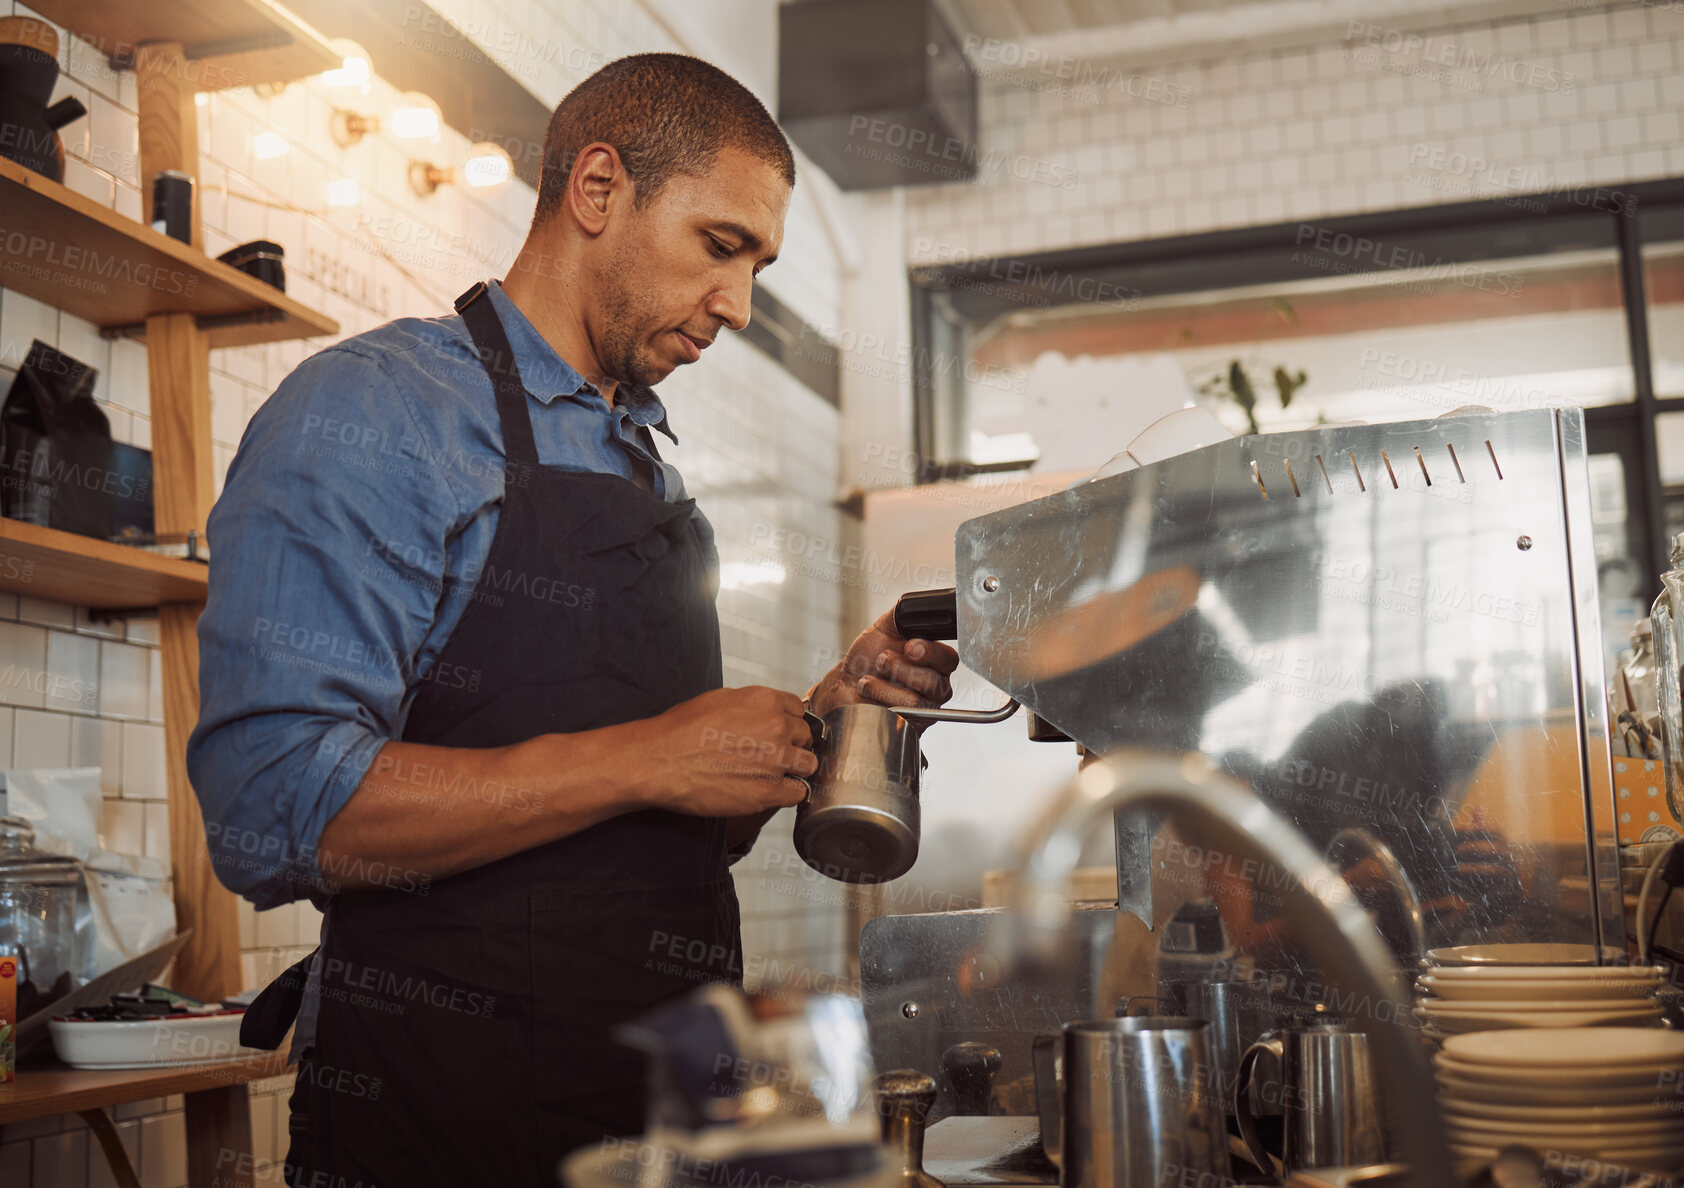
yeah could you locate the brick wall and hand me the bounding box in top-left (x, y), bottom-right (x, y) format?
top-left (904, 2), bottom-right (1684, 262)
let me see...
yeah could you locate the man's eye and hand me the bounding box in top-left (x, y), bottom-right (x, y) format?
top-left (707, 238), bottom-right (733, 260)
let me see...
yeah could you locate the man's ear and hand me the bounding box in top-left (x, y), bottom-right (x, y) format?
top-left (568, 143), bottom-right (624, 237)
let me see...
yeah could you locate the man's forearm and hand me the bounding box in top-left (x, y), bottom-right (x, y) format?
top-left (318, 724), bottom-right (651, 889)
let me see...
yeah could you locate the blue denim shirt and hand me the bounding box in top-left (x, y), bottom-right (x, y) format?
top-left (188, 281), bottom-right (706, 910)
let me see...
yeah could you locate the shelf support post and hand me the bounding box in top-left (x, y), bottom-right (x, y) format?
top-left (148, 311), bottom-right (237, 1006)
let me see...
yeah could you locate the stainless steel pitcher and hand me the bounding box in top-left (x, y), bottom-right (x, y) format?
top-left (794, 698), bottom-right (1017, 884)
top-left (1031, 1016), bottom-right (1229, 1188)
top-left (1235, 1020), bottom-right (1389, 1175)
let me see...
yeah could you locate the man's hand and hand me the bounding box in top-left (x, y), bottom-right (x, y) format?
top-left (808, 609), bottom-right (961, 717)
top-left (637, 686), bottom-right (816, 816)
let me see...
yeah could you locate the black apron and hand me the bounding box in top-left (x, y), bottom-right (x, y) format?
top-left (257, 282), bottom-right (741, 1188)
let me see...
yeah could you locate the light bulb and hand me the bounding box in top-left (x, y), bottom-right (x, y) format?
top-left (462, 142), bottom-right (513, 191)
top-left (390, 92), bottom-right (441, 142)
top-left (253, 131), bottom-right (289, 160)
top-left (322, 40), bottom-right (372, 90)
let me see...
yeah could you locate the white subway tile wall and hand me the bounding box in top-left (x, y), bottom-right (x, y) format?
top-left (905, 7), bottom-right (1684, 263)
top-left (0, 0), bottom-right (849, 1182)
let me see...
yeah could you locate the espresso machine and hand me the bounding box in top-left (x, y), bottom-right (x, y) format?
top-left (838, 408), bottom-right (1626, 1182)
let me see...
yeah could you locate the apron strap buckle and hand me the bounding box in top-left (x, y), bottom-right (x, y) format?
top-left (455, 281), bottom-right (490, 313)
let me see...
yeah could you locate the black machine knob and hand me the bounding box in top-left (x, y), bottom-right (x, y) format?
top-left (893, 588), bottom-right (958, 642)
top-left (876, 1069), bottom-right (944, 1188)
top-left (940, 1041), bottom-right (1003, 1116)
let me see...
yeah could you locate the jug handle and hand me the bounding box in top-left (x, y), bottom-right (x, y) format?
top-left (894, 698), bottom-right (1020, 725)
top-left (798, 711), bottom-right (828, 803)
top-left (1031, 1033), bottom-right (1062, 1169)
top-left (1234, 1031), bottom-right (1283, 1177)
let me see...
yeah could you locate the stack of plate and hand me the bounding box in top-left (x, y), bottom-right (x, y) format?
top-left (1415, 947), bottom-right (1665, 1037)
top-left (1435, 1028), bottom-right (1684, 1173)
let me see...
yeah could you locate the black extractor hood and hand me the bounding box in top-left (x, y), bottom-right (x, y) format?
top-left (779, 0), bottom-right (978, 191)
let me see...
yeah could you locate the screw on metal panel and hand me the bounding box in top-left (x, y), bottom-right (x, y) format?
top-left (1517, 535), bottom-right (1533, 551)
top-left (902, 1002), bottom-right (920, 1019)
top-left (982, 576), bottom-right (1000, 592)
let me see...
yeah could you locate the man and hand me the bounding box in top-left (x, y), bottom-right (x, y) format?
top-left (189, 53), bottom-right (958, 1187)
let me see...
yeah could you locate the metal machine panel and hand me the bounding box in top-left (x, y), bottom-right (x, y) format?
top-left (859, 906), bottom-right (1120, 1121)
top-left (948, 409), bottom-right (1618, 965)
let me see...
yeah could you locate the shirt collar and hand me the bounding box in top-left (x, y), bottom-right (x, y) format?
top-left (483, 280), bottom-right (678, 444)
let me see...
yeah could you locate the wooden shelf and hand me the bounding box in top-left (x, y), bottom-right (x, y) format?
top-left (27, 0), bottom-right (338, 92)
top-left (0, 518), bottom-right (207, 607)
top-left (0, 156), bottom-right (338, 348)
top-left (0, 1053), bottom-right (287, 1124)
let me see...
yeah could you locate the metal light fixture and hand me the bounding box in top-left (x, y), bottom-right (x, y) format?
top-left (329, 109), bottom-right (380, 147)
top-left (332, 91), bottom-right (441, 149)
top-left (410, 142), bottom-right (514, 197)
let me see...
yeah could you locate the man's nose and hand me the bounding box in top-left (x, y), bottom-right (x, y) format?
top-left (707, 277), bottom-right (752, 333)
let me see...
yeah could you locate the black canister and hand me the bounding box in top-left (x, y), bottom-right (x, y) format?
top-left (150, 171), bottom-right (193, 243)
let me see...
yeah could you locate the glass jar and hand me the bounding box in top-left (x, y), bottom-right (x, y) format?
top-left (0, 815), bottom-right (83, 1018)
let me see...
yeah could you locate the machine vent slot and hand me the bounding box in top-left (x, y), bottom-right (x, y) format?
top-left (1315, 454), bottom-right (1334, 494)
top-left (1250, 459), bottom-right (1268, 499)
top-left (1380, 449), bottom-right (1399, 488)
top-left (1348, 452), bottom-right (1366, 492)
top-left (1486, 440), bottom-right (1504, 479)
top-left (1284, 459), bottom-right (1302, 497)
top-left (1447, 442), bottom-right (1466, 482)
top-left (1414, 446), bottom-right (1431, 486)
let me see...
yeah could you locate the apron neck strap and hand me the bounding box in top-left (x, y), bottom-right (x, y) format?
top-left (456, 282), bottom-right (539, 466)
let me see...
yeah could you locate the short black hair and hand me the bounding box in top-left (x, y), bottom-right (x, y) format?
top-left (531, 53), bottom-right (795, 225)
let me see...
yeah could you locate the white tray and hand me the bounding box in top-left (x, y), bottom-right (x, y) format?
top-left (48, 1010), bottom-right (265, 1070)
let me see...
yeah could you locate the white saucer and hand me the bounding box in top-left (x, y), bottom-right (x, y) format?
top-left (1445, 1114), bottom-right (1684, 1140)
top-left (1427, 944), bottom-right (1628, 967)
top-left (1436, 1072), bottom-right (1678, 1106)
top-left (1424, 963), bottom-right (1666, 981)
top-left (1442, 1027), bottom-right (1684, 1068)
top-left (1442, 1097), bottom-right (1684, 1124)
top-left (1419, 974), bottom-right (1661, 1002)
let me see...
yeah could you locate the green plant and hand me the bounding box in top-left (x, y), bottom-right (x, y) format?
top-left (1195, 360), bottom-right (1309, 436)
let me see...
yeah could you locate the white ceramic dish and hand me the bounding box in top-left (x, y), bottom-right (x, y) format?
top-left (1427, 944), bottom-right (1627, 967)
top-left (1443, 1097), bottom-right (1684, 1123)
top-left (1449, 1141), bottom-right (1684, 1170)
top-left (1419, 995), bottom-right (1658, 1013)
top-left (48, 1011), bottom-right (263, 1070)
top-left (1417, 1005), bottom-right (1662, 1030)
top-left (1418, 974), bottom-right (1661, 1001)
top-left (1435, 1072), bottom-right (1677, 1106)
top-left (1445, 1114), bottom-right (1683, 1140)
top-left (1420, 1013), bottom-right (1661, 1037)
top-left (1436, 1054), bottom-right (1675, 1084)
top-left (1442, 1027), bottom-right (1684, 1068)
top-left (1423, 963), bottom-right (1666, 982)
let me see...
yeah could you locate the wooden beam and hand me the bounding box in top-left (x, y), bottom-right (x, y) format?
top-left (135, 39), bottom-right (240, 1011)
top-left (147, 311), bottom-right (224, 1012)
top-left (79, 1108), bottom-right (143, 1188)
top-left (159, 600), bottom-right (240, 1001)
top-left (146, 313), bottom-right (215, 536)
top-left (135, 41), bottom-right (202, 252)
top-left (184, 1083), bottom-right (255, 1188)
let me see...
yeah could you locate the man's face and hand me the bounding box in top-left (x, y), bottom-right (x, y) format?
top-left (591, 147), bottom-right (789, 387)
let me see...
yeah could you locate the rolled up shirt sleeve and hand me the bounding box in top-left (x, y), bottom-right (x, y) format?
top-left (188, 345), bottom-right (467, 909)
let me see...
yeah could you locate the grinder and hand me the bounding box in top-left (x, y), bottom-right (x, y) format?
top-left (794, 588), bottom-right (1018, 885)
